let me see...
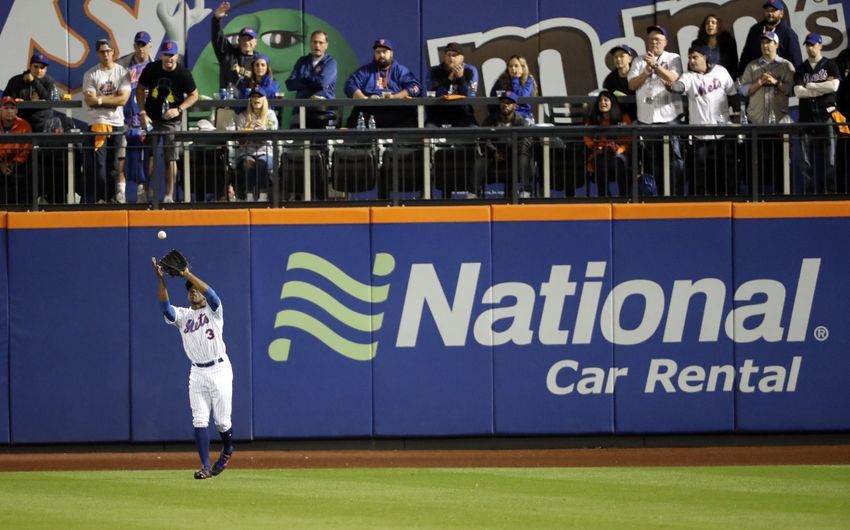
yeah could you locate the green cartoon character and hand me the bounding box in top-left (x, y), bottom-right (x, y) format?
top-left (192, 8), bottom-right (358, 118)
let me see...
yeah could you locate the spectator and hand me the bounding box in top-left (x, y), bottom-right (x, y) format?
top-left (116, 30), bottom-right (153, 203)
top-left (584, 90), bottom-right (631, 196)
top-left (3, 51), bottom-right (57, 133)
top-left (793, 32), bottom-right (840, 194)
top-left (285, 30), bottom-right (338, 129)
top-left (602, 44), bottom-right (637, 120)
top-left (82, 38), bottom-right (131, 204)
top-left (478, 91), bottom-right (534, 197)
top-left (739, 31), bottom-right (795, 193)
top-left (234, 89), bottom-right (278, 202)
top-left (670, 45), bottom-right (738, 195)
top-left (0, 96), bottom-right (32, 205)
top-left (344, 39), bottom-right (422, 128)
top-left (835, 42), bottom-right (850, 193)
top-left (694, 14), bottom-right (738, 78)
top-left (235, 54), bottom-right (280, 100)
top-left (211, 1), bottom-right (257, 90)
top-left (137, 40), bottom-right (199, 203)
top-left (427, 42), bottom-right (479, 127)
top-left (738, 0), bottom-right (802, 78)
top-left (489, 55), bottom-right (537, 123)
top-left (627, 25), bottom-right (683, 194)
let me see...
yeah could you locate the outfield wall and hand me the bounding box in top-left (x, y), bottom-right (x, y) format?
top-left (1, 203), bottom-right (849, 444)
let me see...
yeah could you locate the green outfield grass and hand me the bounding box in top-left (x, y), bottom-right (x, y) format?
top-left (1, 466), bottom-right (848, 529)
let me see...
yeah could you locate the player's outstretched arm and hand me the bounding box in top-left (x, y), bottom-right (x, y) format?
top-left (152, 257), bottom-right (169, 302)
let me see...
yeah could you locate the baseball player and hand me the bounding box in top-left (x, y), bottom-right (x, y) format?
top-left (152, 257), bottom-right (233, 479)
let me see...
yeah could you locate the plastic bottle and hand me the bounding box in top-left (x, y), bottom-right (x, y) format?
top-left (50, 86), bottom-right (59, 101)
top-left (767, 108), bottom-right (776, 124)
top-left (227, 83), bottom-right (236, 100)
top-left (738, 104), bottom-right (748, 145)
top-left (356, 112), bottom-right (366, 130)
top-left (368, 114), bottom-right (376, 129)
top-left (161, 98), bottom-right (170, 118)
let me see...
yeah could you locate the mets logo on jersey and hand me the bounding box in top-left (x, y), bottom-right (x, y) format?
top-left (268, 252), bottom-right (395, 362)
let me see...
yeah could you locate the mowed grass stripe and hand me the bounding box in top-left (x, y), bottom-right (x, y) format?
top-left (0, 466), bottom-right (848, 529)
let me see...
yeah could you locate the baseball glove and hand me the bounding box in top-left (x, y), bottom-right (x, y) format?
top-left (158, 249), bottom-right (189, 277)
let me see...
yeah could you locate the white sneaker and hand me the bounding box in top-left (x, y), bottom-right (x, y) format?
top-left (245, 192), bottom-right (255, 202)
top-left (258, 192), bottom-right (269, 202)
top-left (163, 195), bottom-right (174, 203)
top-left (114, 190), bottom-right (126, 204)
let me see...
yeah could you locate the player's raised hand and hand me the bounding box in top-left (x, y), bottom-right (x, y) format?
top-left (152, 256), bottom-right (164, 280)
top-left (214, 1), bottom-right (230, 19)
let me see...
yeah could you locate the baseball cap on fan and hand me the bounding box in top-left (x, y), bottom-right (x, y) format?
top-left (134, 31), bottom-right (152, 45)
top-left (609, 43), bottom-right (636, 56)
top-left (1, 96), bottom-right (17, 107)
top-left (646, 25), bottom-right (669, 39)
top-left (498, 91), bottom-right (519, 103)
top-left (30, 52), bottom-right (49, 66)
top-left (160, 40), bottom-right (179, 56)
top-left (804, 32), bottom-right (823, 45)
top-left (761, 31), bottom-right (780, 45)
top-left (763, 0), bottom-right (785, 10)
top-left (239, 27), bottom-right (257, 39)
top-left (373, 38), bottom-right (393, 50)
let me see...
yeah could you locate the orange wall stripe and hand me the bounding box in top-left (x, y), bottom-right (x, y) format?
top-left (371, 206), bottom-right (490, 223)
top-left (9, 211), bottom-right (128, 229)
top-left (0, 212), bottom-right (6, 229)
top-left (734, 201), bottom-right (850, 219)
top-left (613, 202), bottom-right (732, 220)
top-left (251, 208), bottom-right (370, 225)
top-left (492, 204), bottom-right (611, 221)
top-left (129, 210), bottom-right (249, 227)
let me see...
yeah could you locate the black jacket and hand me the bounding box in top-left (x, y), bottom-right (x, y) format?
top-left (3, 71), bottom-right (57, 132)
top-left (211, 16), bottom-right (255, 90)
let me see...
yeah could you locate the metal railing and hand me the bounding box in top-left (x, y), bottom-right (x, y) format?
top-left (1, 97), bottom-right (846, 210)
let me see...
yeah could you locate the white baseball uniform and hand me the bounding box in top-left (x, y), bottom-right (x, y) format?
top-left (673, 64), bottom-right (737, 138)
top-left (166, 297), bottom-right (232, 431)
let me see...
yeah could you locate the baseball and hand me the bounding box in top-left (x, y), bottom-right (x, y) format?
top-left (157, 230), bottom-right (167, 240)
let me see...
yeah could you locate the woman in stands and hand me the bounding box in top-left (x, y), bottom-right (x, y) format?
top-left (236, 53), bottom-right (280, 99)
top-left (584, 90), bottom-right (631, 196)
top-left (694, 14), bottom-right (738, 76)
top-left (234, 88), bottom-right (278, 201)
top-left (489, 55), bottom-right (538, 122)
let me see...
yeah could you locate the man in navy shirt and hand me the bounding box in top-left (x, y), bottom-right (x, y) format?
top-left (285, 30), bottom-right (338, 128)
top-left (738, 0), bottom-right (802, 77)
top-left (794, 32), bottom-right (840, 194)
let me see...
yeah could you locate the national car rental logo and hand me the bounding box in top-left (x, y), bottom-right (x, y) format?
top-left (268, 252), bottom-right (396, 362)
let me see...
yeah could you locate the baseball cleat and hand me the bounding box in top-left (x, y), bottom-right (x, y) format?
top-left (211, 452), bottom-right (232, 476)
top-left (194, 466), bottom-right (213, 480)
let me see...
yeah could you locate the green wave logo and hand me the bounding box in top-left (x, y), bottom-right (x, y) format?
top-left (268, 252), bottom-right (395, 362)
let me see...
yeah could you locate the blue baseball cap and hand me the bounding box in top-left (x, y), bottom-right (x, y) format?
top-left (239, 27), bottom-right (257, 39)
top-left (609, 43), bottom-right (636, 56)
top-left (252, 53), bottom-right (270, 64)
top-left (763, 0), bottom-right (785, 10)
top-left (499, 91), bottom-right (518, 103)
top-left (688, 44), bottom-right (711, 58)
top-left (804, 32), bottom-right (823, 45)
top-left (134, 31), bottom-right (152, 45)
top-left (30, 51), bottom-right (49, 66)
top-left (647, 25), bottom-right (669, 39)
top-left (373, 38), bottom-right (393, 50)
top-left (159, 40), bottom-right (179, 56)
